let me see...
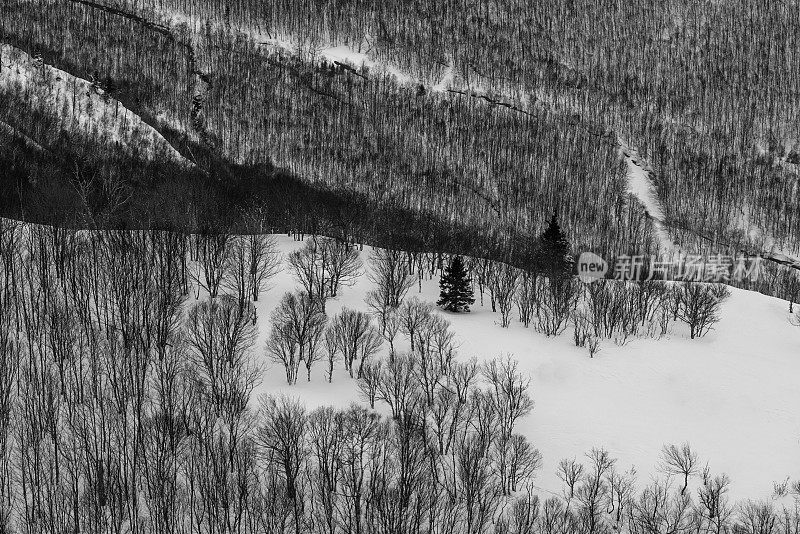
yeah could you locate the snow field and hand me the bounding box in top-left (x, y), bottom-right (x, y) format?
top-left (242, 235), bottom-right (800, 502)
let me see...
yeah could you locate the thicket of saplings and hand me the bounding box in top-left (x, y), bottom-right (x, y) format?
top-left (3, 219), bottom-right (793, 533)
top-left (4, 0), bottom-right (799, 270)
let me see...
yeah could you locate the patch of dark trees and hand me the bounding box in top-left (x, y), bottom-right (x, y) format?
top-left (0, 131), bottom-right (544, 271)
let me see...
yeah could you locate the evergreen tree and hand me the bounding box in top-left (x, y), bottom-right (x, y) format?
top-left (533, 212), bottom-right (574, 283)
top-left (438, 255), bottom-right (475, 312)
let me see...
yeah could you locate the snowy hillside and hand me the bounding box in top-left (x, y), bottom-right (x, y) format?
top-left (0, 44), bottom-right (190, 165)
top-left (248, 235), bottom-right (800, 502)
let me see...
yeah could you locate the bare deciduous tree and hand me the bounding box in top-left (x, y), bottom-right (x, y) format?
top-left (368, 248), bottom-right (416, 309)
top-left (483, 356), bottom-right (534, 495)
top-left (399, 297), bottom-right (433, 352)
top-left (506, 434), bottom-right (542, 493)
top-left (288, 237), bottom-right (361, 311)
top-left (257, 396), bottom-right (308, 531)
top-left (191, 232), bottom-right (233, 298)
top-left (224, 234), bottom-right (281, 308)
top-left (515, 270), bottom-right (539, 328)
top-left (375, 353), bottom-right (420, 420)
top-left (676, 283), bottom-right (730, 339)
top-left (357, 360), bottom-right (382, 409)
top-left (660, 442), bottom-right (699, 495)
top-left (537, 278), bottom-right (580, 336)
top-left (324, 239), bottom-right (362, 298)
top-left (323, 327), bottom-right (340, 383)
top-left (267, 292), bottom-right (327, 384)
top-left (327, 308), bottom-right (382, 378)
top-left (185, 295), bottom-right (260, 413)
top-left (490, 262), bottom-right (519, 328)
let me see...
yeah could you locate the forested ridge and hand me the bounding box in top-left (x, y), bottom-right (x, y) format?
top-left (1, 0), bottom-right (799, 295)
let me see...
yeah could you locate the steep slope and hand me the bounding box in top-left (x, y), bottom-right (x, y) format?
top-left (0, 44), bottom-right (191, 166)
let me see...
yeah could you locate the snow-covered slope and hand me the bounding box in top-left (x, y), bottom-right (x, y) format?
top-left (0, 44), bottom-right (191, 166)
top-left (246, 236), bottom-right (800, 502)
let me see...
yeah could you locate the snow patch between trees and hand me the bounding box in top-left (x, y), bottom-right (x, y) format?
top-left (432, 58), bottom-right (455, 92)
top-left (315, 45), bottom-right (415, 86)
top-left (155, 5), bottom-right (475, 94)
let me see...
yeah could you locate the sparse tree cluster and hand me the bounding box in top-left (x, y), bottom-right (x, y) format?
top-left (439, 243), bottom-right (731, 355)
top-left (288, 236), bottom-right (362, 311)
top-left (266, 291), bottom-right (327, 384)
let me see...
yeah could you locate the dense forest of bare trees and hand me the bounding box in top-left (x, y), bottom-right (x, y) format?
top-left (4, 0), bottom-right (798, 294)
top-left (0, 218), bottom-right (797, 533)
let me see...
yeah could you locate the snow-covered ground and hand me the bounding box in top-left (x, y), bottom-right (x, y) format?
top-left (243, 235), bottom-right (800, 503)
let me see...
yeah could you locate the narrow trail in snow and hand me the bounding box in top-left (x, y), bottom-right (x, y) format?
top-left (185, 45), bottom-right (214, 160)
top-left (620, 143), bottom-right (800, 271)
top-left (619, 144), bottom-right (674, 253)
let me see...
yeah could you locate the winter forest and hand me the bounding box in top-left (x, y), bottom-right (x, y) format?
top-left (1, 0), bottom-right (800, 533)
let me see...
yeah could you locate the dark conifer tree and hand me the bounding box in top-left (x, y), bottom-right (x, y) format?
top-left (534, 212), bottom-right (574, 283)
top-left (437, 255), bottom-right (475, 312)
